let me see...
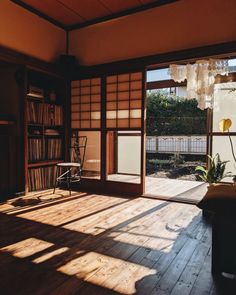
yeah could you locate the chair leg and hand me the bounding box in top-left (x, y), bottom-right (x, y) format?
top-left (66, 168), bottom-right (71, 196)
top-left (69, 169), bottom-right (72, 196)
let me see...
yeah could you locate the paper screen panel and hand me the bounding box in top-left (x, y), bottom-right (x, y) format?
top-left (72, 104), bottom-right (80, 112)
top-left (107, 92), bottom-right (117, 101)
top-left (118, 101), bottom-right (129, 110)
top-left (107, 102), bottom-right (117, 110)
top-left (130, 109), bottom-right (142, 118)
top-left (106, 72), bottom-right (143, 129)
top-left (107, 111), bottom-right (117, 119)
top-left (107, 120), bottom-right (116, 128)
top-left (91, 94), bottom-right (101, 102)
top-left (91, 103), bottom-right (100, 111)
top-left (71, 78), bottom-right (101, 129)
top-left (130, 100), bottom-right (142, 109)
top-left (130, 118), bottom-right (141, 128)
top-left (80, 104), bottom-right (90, 112)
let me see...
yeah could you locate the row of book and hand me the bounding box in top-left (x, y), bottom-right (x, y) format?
top-left (28, 138), bottom-right (62, 162)
top-left (44, 104), bottom-right (63, 126)
top-left (28, 166), bottom-right (57, 191)
top-left (48, 138), bottom-right (62, 160)
top-left (28, 139), bottom-right (43, 162)
top-left (27, 101), bottom-right (63, 125)
top-left (27, 101), bottom-right (44, 124)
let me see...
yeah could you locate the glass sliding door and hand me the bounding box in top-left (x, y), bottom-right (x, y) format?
top-left (211, 80), bottom-right (236, 181)
top-left (145, 67), bottom-right (207, 202)
top-left (106, 131), bottom-right (141, 184)
top-left (105, 71), bottom-right (144, 189)
top-left (76, 131), bottom-right (101, 179)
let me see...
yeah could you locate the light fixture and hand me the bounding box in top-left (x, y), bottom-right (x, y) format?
top-left (169, 59), bottom-right (229, 110)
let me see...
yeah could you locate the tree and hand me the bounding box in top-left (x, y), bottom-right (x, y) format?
top-left (146, 90), bottom-right (207, 136)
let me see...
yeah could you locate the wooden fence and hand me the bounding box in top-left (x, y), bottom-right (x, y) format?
top-left (146, 135), bottom-right (206, 155)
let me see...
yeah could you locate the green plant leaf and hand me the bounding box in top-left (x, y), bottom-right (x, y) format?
top-left (195, 166), bottom-right (206, 173)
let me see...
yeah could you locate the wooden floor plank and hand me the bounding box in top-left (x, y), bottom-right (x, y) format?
top-left (0, 190), bottom-right (232, 295)
top-left (190, 249), bottom-right (214, 295)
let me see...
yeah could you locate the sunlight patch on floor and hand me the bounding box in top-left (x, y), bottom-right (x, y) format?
top-left (57, 251), bottom-right (156, 295)
top-left (15, 194), bottom-right (127, 229)
top-left (32, 247), bottom-right (69, 264)
top-left (1, 238), bottom-right (53, 258)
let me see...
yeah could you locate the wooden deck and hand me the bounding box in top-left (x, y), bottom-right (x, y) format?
top-left (108, 175), bottom-right (207, 203)
top-left (145, 177), bottom-right (208, 204)
top-left (0, 190), bottom-right (235, 294)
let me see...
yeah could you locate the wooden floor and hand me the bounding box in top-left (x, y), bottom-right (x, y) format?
top-left (0, 190), bottom-right (235, 295)
top-left (108, 175), bottom-right (207, 203)
top-left (145, 178), bottom-right (207, 203)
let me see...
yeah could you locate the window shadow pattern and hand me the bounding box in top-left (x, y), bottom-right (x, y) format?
top-left (0, 192), bottom-right (230, 295)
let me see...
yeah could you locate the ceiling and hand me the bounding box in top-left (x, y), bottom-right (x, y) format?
top-left (12, 0), bottom-right (177, 30)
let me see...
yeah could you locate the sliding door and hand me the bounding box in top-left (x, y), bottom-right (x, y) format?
top-left (71, 78), bottom-right (102, 180)
top-left (211, 75), bottom-right (236, 181)
top-left (71, 71), bottom-right (146, 195)
top-left (105, 71), bottom-right (145, 194)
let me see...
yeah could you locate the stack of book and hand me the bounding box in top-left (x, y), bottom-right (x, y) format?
top-left (54, 105), bottom-right (63, 125)
top-left (44, 104), bottom-right (54, 125)
top-left (27, 102), bottom-right (44, 124)
top-left (44, 129), bottom-right (60, 136)
top-left (27, 85), bottom-right (44, 99)
top-left (28, 166), bottom-right (57, 191)
top-left (44, 104), bottom-right (63, 126)
top-left (47, 138), bottom-right (62, 160)
top-left (28, 139), bottom-right (44, 162)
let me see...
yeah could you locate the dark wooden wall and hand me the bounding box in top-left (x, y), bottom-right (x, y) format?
top-left (0, 66), bottom-right (25, 200)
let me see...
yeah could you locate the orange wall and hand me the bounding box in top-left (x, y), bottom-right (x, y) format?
top-left (69, 0), bottom-right (236, 66)
top-left (0, 0), bottom-right (66, 62)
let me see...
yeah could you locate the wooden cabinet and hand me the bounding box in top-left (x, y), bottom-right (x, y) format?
top-left (0, 65), bottom-right (67, 199)
top-left (25, 69), bottom-right (66, 192)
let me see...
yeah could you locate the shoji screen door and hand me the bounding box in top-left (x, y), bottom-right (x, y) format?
top-left (105, 71), bottom-right (146, 194)
top-left (71, 71), bottom-right (146, 195)
top-left (71, 78), bottom-right (102, 180)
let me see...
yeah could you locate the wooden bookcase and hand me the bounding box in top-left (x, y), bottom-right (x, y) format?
top-left (25, 69), bottom-right (66, 192)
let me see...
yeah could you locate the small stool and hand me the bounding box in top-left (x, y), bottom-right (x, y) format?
top-left (53, 162), bottom-right (82, 196)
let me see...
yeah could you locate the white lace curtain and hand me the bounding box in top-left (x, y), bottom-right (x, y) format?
top-left (168, 59), bottom-right (229, 110)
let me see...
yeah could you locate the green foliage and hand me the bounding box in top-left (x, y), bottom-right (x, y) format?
top-left (195, 153), bottom-right (232, 183)
top-left (146, 158), bottom-right (173, 174)
top-left (146, 90), bottom-right (207, 136)
top-left (149, 158), bottom-right (173, 167)
top-left (170, 152), bottom-right (185, 167)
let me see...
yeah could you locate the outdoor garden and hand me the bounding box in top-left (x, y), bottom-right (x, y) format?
top-left (146, 89), bottom-right (207, 181)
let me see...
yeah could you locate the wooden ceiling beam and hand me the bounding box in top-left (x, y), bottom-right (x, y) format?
top-left (11, 0), bottom-right (67, 30)
top-left (72, 41), bottom-right (236, 79)
top-left (11, 0), bottom-right (179, 31)
top-left (67, 0), bottom-right (179, 30)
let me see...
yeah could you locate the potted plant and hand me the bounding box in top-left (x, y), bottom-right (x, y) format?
top-left (219, 118), bottom-right (236, 184)
top-left (195, 153), bottom-right (232, 184)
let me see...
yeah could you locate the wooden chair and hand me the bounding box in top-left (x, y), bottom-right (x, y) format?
top-left (53, 135), bottom-right (87, 195)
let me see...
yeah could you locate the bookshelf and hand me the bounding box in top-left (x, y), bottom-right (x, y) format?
top-left (25, 70), bottom-right (66, 192)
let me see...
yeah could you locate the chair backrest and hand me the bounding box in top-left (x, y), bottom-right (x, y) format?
top-left (70, 135), bottom-right (87, 169)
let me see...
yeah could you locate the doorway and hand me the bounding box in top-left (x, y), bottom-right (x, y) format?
top-left (106, 131), bottom-right (141, 184)
top-left (144, 67), bottom-right (208, 203)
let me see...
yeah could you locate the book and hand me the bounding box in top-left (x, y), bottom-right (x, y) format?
top-left (28, 85), bottom-right (44, 99)
top-left (28, 166), bottom-right (57, 191)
